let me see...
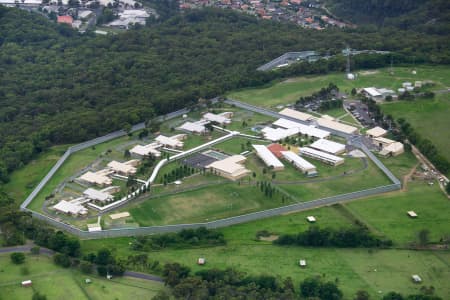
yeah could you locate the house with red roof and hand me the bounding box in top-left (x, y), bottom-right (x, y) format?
top-left (57, 15), bottom-right (73, 25)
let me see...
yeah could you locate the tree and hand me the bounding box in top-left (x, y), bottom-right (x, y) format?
top-left (53, 253), bottom-right (71, 268)
top-left (418, 229), bottom-right (430, 246)
top-left (32, 292), bottom-right (47, 300)
top-left (10, 252), bottom-right (25, 264)
top-left (80, 261), bottom-right (93, 274)
top-left (355, 290), bottom-right (370, 300)
top-left (124, 149), bottom-right (131, 158)
top-left (96, 248), bottom-right (114, 265)
top-left (300, 277), bottom-right (320, 298)
top-left (383, 292), bottom-right (404, 300)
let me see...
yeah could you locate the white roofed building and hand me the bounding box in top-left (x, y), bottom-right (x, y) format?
top-left (53, 200), bottom-right (88, 216)
top-left (279, 108), bottom-right (314, 121)
top-left (380, 142), bottom-right (404, 157)
top-left (310, 139), bottom-right (346, 155)
top-left (130, 142), bottom-right (161, 157)
top-left (273, 119), bottom-right (330, 139)
top-left (261, 127), bottom-right (299, 142)
top-left (281, 151), bottom-right (317, 176)
top-left (155, 135), bottom-right (185, 149)
top-left (252, 145), bottom-right (284, 171)
top-left (202, 112), bottom-right (232, 125)
top-left (177, 121), bottom-right (208, 134)
top-left (366, 126), bottom-right (387, 138)
top-left (362, 87), bottom-right (382, 101)
top-left (315, 118), bottom-right (358, 135)
top-left (83, 188), bottom-right (113, 204)
top-left (206, 155), bottom-right (251, 181)
top-left (78, 170), bottom-right (113, 187)
top-left (107, 160), bottom-right (138, 176)
top-left (299, 147), bottom-right (344, 166)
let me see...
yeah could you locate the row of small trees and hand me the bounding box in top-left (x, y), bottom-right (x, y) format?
top-left (274, 226), bottom-right (393, 248)
top-left (161, 165), bottom-right (196, 185)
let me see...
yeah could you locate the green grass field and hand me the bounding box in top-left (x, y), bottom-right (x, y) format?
top-left (82, 200), bottom-right (450, 299)
top-left (228, 65), bottom-right (450, 108)
top-left (380, 93), bottom-right (450, 163)
top-left (0, 254), bottom-right (164, 300)
top-left (345, 181), bottom-right (450, 246)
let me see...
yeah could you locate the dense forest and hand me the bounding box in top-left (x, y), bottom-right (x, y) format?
top-left (327, 0), bottom-right (450, 34)
top-left (0, 4), bottom-right (450, 185)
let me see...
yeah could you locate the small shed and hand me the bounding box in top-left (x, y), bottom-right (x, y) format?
top-left (306, 216), bottom-right (316, 223)
top-left (299, 260), bottom-right (307, 267)
top-left (412, 274), bottom-right (422, 283)
top-left (21, 280), bottom-right (32, 287)
top-left (197, 258), bottom-right (206, 265)
top-left (407, 211), bottom-right (418, 218)
top-left (85, 278), bottom-right (92, 284)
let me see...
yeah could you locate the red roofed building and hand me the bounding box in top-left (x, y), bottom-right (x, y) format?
top-left (267, 143), bottom-right (287, 158)
top-left (57, 15), bottom-right (73, 25)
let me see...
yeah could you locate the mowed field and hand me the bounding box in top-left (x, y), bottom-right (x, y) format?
top-left (83, 187), bottom-right (450, 299)
top-left (380, 93), bottom-right (450, 162)
top-left (228, 65), bottom-right (450, 108)
top-left (0, 254), bottom-right (164, 300)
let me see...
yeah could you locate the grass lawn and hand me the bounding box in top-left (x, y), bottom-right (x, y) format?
top-left (213, 136), bottom-right (269, 154)
top-left (128, 182), bottom-right (292, 226)
top-left (320, 107), bottom-right (347, 118)
top-left (380, 93), bottom-right (450, 164)
top-left (378, 151), bottom-right (418, 180)
top-left (81, 202), bottom-right (450, 299)
top-left (340, 113), bottom-right (361, 126)
top-left (0, 254), bottom-right (164, 300)
top-left (3, 145), bottom-right (68, 205)
top-left (228, 65), bottom-right (450, 109)
top-left (26, 135), bottom-right (137, 213)
top-left (345, 181), bottom-right (450, 246)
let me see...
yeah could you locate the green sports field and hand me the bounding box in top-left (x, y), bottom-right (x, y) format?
top-left (0, 254), bottom-right (164, 300)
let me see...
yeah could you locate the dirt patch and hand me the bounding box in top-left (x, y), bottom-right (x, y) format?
top-left (259, 235), bottom-right (279, 241)
top-left (359, 70), bottom-right (379, 76)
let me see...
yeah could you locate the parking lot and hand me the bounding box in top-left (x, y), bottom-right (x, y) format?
top-left (345, 101), bottom-right (374, 126)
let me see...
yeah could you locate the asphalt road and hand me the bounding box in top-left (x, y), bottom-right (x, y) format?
top-left (0, 245), bottom-right (164, 283)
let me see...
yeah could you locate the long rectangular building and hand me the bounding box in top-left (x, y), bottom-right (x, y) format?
top-left (310, 139), bottom-right (346, 155)
top-left (299, 147), bottom-right (344, 166)
top-left (281, 151), bottom-right (317, 176)
top-left (273, 118), bottom-right (330, 139)
top-left (315, 118), bottom-right (358, 135)
top-left (279, 108), bottom-right (314, 121)
top-left (252, 145), bottom-right (284, 171)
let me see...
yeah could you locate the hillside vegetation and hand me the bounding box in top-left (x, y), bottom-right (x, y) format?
top-left (0, 5), bottom-right (450, 186)
top-left (327, 0), bottom-right (450, 34)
